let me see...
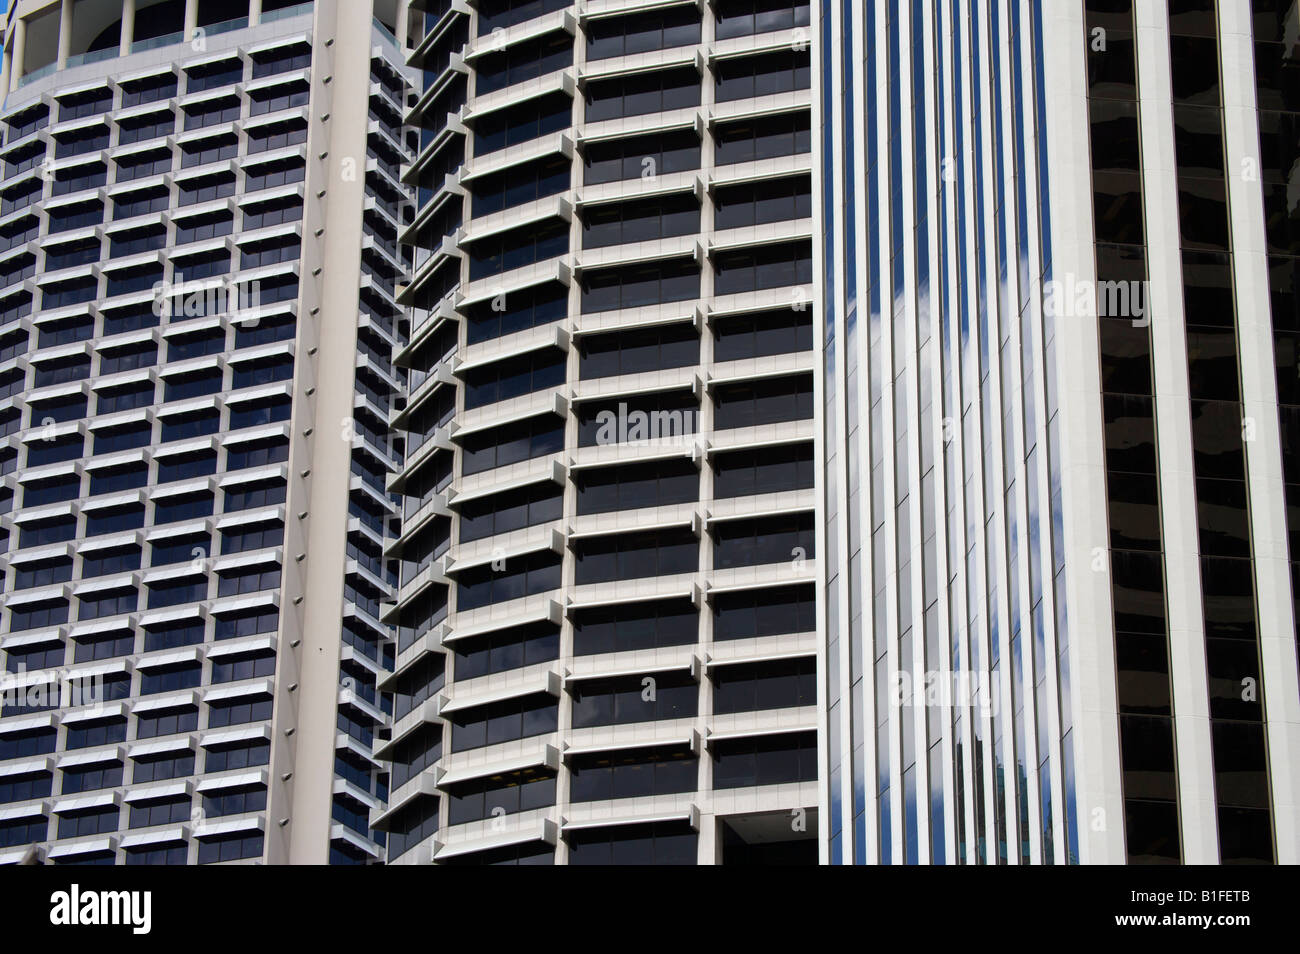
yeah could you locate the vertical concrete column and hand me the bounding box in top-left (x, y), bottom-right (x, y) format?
top-left (58, 0), bottom-right (74, 68)
top-left (396, 0), bottom-right (411, 49)
top-left (250, 0), bottom-right (263, 27)
top-left (1217, 0), bottom-right (1300, 865)
top-left (1133, 0), bottom-right (1219, 863)
top-left (284, 0), bottom-right (375, 864)
top-left (120, 0), bottom-right (136, 55)
top-left (1, 40), bottom-right (12, 100)
top-left (9, 17), bottom-right (27, 93)
top-left (183, 0), bottom-right (198, 42)
top-left (1041, 0), bottom-right (1126, 864)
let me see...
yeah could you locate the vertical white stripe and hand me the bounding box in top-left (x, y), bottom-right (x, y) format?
top-left (1217, 0), bottom-right (1300, 864)
top-left (1133, 0), bottom-right (1220, 863)
top-left (1042, 0), bottom-right (1127, 864)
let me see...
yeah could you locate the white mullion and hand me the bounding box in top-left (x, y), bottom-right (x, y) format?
top-left (956, 0), bottom-right (997, 863)
top-left (1039, 0), bottom-right (1126, 865)
top-left (1011, 0), bottom-right (1069, 865)
top-left (930, 0), bottom-right (961, 868)
top-left (942, 0), bottom-right (979, 865)
top-left (1216, 0), bottom-right (1300, 864)
top-left (969, 0), bottom-right (1015, 863)
top-left (1132, 0), bottom-right (1219, 863)
top-left (848, 0), bottom-right (882, 867)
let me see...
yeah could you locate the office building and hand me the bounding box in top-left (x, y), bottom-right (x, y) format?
top-left (0, 0), bottom-right (413, 864)
top-left (379, 0), bottom-right (822, 864)
top-left (820, 0), bottom-right (1298, 865)
top-left (3, 0), bottom-right (1298, 868)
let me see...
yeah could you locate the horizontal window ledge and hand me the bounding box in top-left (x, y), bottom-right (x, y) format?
top-left (569, 573), bottom-right (701, 607)
top-left (561, 730), bottom-right (700, 763)
top-left (563, 656), bottom-right (699, 689)
top-left (703, 646), bottom-right (816, 672)
top-left (46, 837), bottom-right (117, 860)
top-left (450, 388), bottom-right (568, 441)
top-left (448, 593), bottom-right (563, 644)
top-left (707, 88), bottom-right (813, 125)
top-left (448, 457), bottom-right (566, 509)
top-left (560, 804), bottom-right (699, 833)
top-left (455, 324), bottom-right (568, 377)
top-left (370, 772), bottom-right (439, 830)
top-left (433, 816), bottom-right (557, 861)
top-left (574, 173), bottom-right (702, 210)
top-left (119, 827), bottom-right (189, 850)
top-left (568, 438), bottom-right (704, 473)
top-left (573, 235), bottom-right (702, 274)
top-left (577, 106), bottom-right (702, 147)
top-left (436, 669), bottom-right (562, 721)
top-left (435, 744), bottom-right (561, 791)
top-left (193, 815), bottom-right (265, 841)
top-left (578, 48), bottom-right (703, 87)
top-left (407, 2), bottom-right (471, 67)
top-left (384, 627), bottom-right (450, 689)
top-left (374, 699), bottom-right (442, 761)
top-left (463, 72), bottom-right (575, 127)
top-left (404, 120), bottom-right (469, 183)
top-left (710, 153), bottom-right (813, 191)
top-left (0, 756), bottom-right (54, 779)
top-left (123, 780), bottom-right (193, 805)
top-left (460, 195), bottom-right (572, 247)
top-left (570, 366), bottom-right (701, 403)
top-left (573, 301), bottom-right (702, 338)
top-left (567, 510), bottom-right (700, 543)
top-left (446, 526), bottom-right (566, 575)
top-left (464, 9), bottom-right (575, 62)
top-left (195, 768), bottom-right (268, 794)
top-left (709, 418), bottom-right (814, 454)
top-left (707, 489), bottom-right (816, 524)
top-left (703, 723), bottom-right (816, 748)
top-left (52, 791), bottom-right (119, 815)
top-left (708, 31), bottom-right (810, 62)
top-left (459, 132), bottom-right (572, 185)
top-left (0, 801), bottom-right (48, 823)
top-left (456, 257), bottom-right (571, 311)
top-left (574, 111), bottom-right (702, 150)
top-left (57, 744), bottom-right (126, 769)
top-left (707, 221), bottom-right (814, 255)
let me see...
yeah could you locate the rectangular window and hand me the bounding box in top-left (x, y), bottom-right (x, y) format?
top-left (712, 656), bottom-right (816, 713)
top-left (580, 259), bottom-right (699, 314)
top-left (714, 50), bottom-right (810, 102)
top-left (714, 373), bottom-right (813, 429)
top-left (581, 194), bottom-right (699, 250)
top-left (712, 513), bottom-right (815, 569)
top-left (448, 694), bottom-right (558, 752)
top-left (586, 6), bottom-right (699, 60)
top-left (713, 443), bottom-right (814, 498)
top-left (712, 583), bottom-right (814, 640)
top-left (585, 67), bottom-right (699, 123)
top-left (574, 528), bottom-right (698, 584)
top-left (571, 670), bottom-right (697, 727)
top-left (716, 0), bottom-right (810, 40)
top-left (583, 130), bottom-right (699, 186)
top-left (712, 730), bottom-right (816, 788)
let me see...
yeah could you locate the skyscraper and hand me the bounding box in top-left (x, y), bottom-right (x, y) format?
top-left (821, 0), bottom-right (1298, 865)
top-left (381, 0), bottom-right (822, 864)
top-left (0, 0), bottom-right (411, 865)
top-left (2, 0), bottom-right (1297, 870)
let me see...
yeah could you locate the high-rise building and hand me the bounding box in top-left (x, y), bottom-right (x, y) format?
top-left (378, 0), bottom-right (823, 864)
top-left (3, 0), bottom-right (1298, 870)
top-left (821, 0), bottom-right (1298, 865)
top-left (0, 0), bottom-right (413, 865)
